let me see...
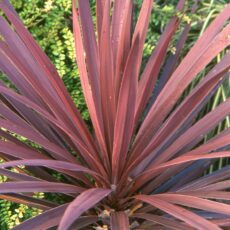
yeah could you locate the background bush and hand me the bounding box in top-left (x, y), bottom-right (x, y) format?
top-left (0, 0), bottom-right (229, 229)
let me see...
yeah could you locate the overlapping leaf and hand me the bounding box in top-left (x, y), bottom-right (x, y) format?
top-left (0, 0), bottom-right (229, 229)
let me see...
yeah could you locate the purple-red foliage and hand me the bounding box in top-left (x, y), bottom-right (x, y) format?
top-left (0, 0), bottom-right (230, 229)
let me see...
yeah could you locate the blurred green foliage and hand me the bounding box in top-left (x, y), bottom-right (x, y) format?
top-left (0, 0), bottom-right (228, 229)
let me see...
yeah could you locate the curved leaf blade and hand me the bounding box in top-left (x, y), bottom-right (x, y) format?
top-left (0, 181), bottom-right (85, 194)
top-left (135, 195), bottom-right (221, 230)
top-left (58, 188), bottom-right (111, 230)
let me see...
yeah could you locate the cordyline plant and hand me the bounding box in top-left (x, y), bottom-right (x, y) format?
top-left (0, 0), bottom-right (230, 229)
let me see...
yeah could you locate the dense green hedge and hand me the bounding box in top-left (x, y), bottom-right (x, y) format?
top-left (0, 0), bottom-right (228, 229)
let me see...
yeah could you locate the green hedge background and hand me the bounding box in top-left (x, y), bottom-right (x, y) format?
top-left (0, 0), bottom-right (229, 229)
